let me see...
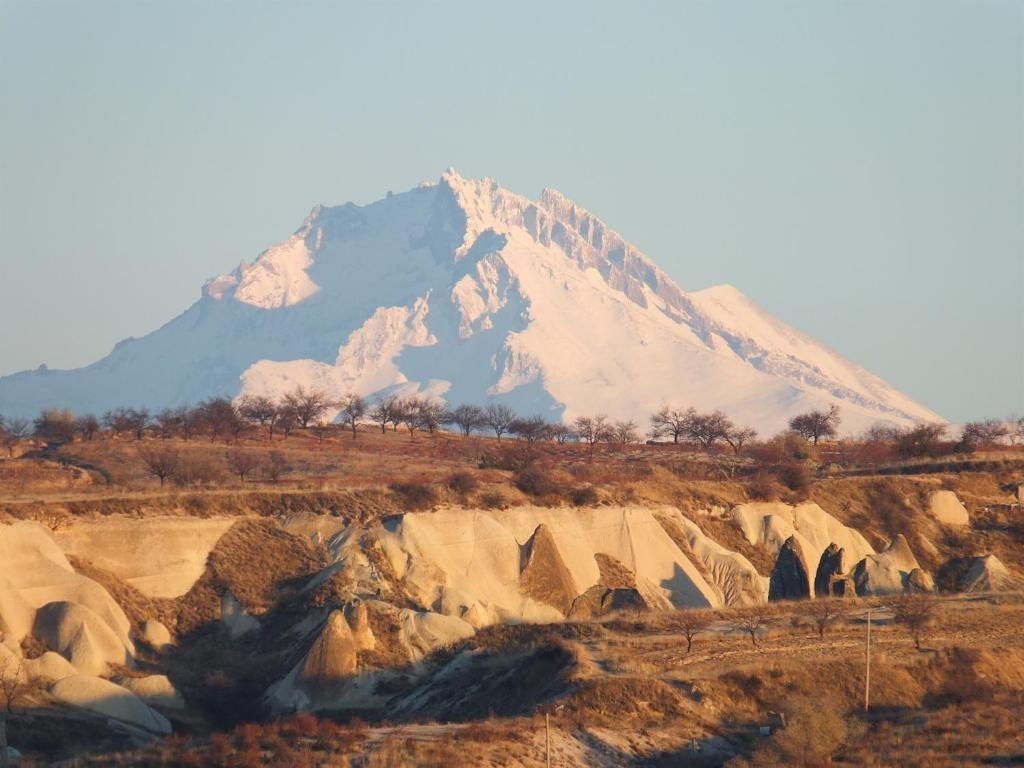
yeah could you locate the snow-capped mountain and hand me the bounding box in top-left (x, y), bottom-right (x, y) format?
top-left (0, 170), bottom-right (941, 433)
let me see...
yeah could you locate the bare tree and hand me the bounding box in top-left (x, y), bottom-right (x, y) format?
top-left (725, 426), bottom-right (758, 455)
top-left (139, 446), bottom-right (178, 486)
top-left (1, 418), bottom-right (29, 457)
top-left (419, 399), bottom-right (446, 435)
top-left (959, 419), bottom-right (1010, 452)
top-left (611, 420), bottom-right (639, 444)
top-left (226, 448), bottom-right (261, 482)
top-left (76, 414), bottom-right (100, 441)
top-left (177, 406), bottom-right (202, 441)
top-left (676, 609), bottom-right (714, 653)
top-left (0, 655), bottom-right (31, 768)
top-left (154, 408), bottom-right (182, 439)
top-left (895, 594), bottom-right (935, 651)
top-left (283, 386), bottom-right (331, 429)
top-left (338, 393), bottom-right (367, 438)
top-left (686, 410), bottom-right (733, 450)
top-left (789, 405), bottom-right (841, 445)
top-left (263, 451), bottom-right (289, 483)
top-left (127, 408), bottom-right (150, 440)
top-left (444, 404), bottom-right (487, 437)
top-left (199, 398), bottom-right (241, 443)
top-left (1009, 414), bottom-right (1024, 445)
top-left (547, 424), bottom-right (575, 444)
top-left (370, 394), bottom-right (401, 434)
top-left (509, 415), bottom-right (550, 444)
top-left (650, 406), bottom-right (694, 444)
top-left (484, 403), bottom-right (516, 441)
top-left (33, 408), bottom-right (78, 443)
top-left (238, 395), bottom-right (281, 440)
top-left (573, 415), bottom-right (612, 457)
top-left (399, 396), bottom-right (427, 439)
top-left (729, 605), bottom-right (773, 647)
top-left (809, 600), bottom-right (844, 639)
top-left (311, 420), bottom-right (333, 443)
top-left (893, 422), bottom-right (947, 458)
top-left (102, 407), bottom-right (135, 437)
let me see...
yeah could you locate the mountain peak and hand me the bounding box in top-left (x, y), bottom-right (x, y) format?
top-left (0, 172), bottom-right (942, 432)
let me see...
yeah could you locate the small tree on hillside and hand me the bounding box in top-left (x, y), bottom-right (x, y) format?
top-left (370, 394), bottom-right (401, 434)
top-left (789, 405), bottom-right (841, 445)
top-left (547, 423), bottom-right (575, 444)
top-left (226, 449), bottom-right (261, 482)
top-left (154, 408), bottom-right (182, 439)
top-left (139, 446), bottom-right (178, 486)
top-left (895, 594), bottom-right (936, 651)
top-left (809, 600), bottom-right (844, 639)
top-left (76, 414), bottom-right (100, 441)
top-left (33, 408), bottom-right (78, 443)
top-left (730, 605), bottom-right (773, 647)
top-left (283, 386), bottom-right (331, 429)
top-left (509, 415), bottom-right (550, 444)
top-left (444, 404), bottom-right (487, 437)
top-left (725, 426), bottom-right (758, 455)
top-left (958, 419), bottom-right (1010, 452)
top-left (1, 418), bottom-right (29, 456)
top-left (263, 451), bottom-right (289, 483)
top-left (484, 403), bottom-right (516, 440)
top-left (573, 415), bottom-right (612, 457)
top-left (893, 422), bottom-right (947, 458)
top-left (676, 609), bottom-right (714, 653)
top-left (610, 420), bottom-right (639, 445)
top-left (338, 393), bottom-right (366, 438)
top-left (650, 405), bottom-right (694, 444)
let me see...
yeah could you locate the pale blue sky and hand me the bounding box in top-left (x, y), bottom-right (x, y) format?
top-left (1, 1), bottom-right (1021, 421)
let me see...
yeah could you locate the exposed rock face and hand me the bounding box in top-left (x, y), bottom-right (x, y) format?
top-left (33, 601), bottom-right (132, 676)
top-left (519, 523), bottom-right (578, 615)
top-left (120, 674), bottom-right (186, 710)
top-left (927, 491), bottom-right (969, 527)
top-left (852, 535), bottom-right (923, 596)
top-left (54, 516), bottom-right (236, 598)
top-left (139, 620), bottom-right (173, 652)
top-left (50, 675), bottom-right (171, 735)
top-left (345, 601), bottom-right (376, 652)
top-left (959, 555), bottom-right (1021, 592)
top-left (655, 512), bottom-right (768, 606)
top-left (568, 585), bottom-right (647, 619)
top-left (814, 544), bottom-right (853, 597)
top-left (0, 522), bottom-right (133, 653)
top-left (220, 591), bottom-right (259, 638)
top-left (906, 568), bottom-right (935, 594)
top-left (23, 651), bottom-right (77, 683)
top-left (768, 536), bottom-right (812, 601)
top-left (297, 610), bottom-right (358, 692)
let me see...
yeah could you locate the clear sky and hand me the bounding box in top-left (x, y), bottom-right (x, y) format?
top-left (1, 1), bottom-right (1021, 422)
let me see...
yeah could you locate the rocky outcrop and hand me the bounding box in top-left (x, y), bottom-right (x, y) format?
top-left (50, 675), bottom-right (171, 735)
top-left (958, 555), bottom-right (1021, 592)
top-left (23, 651), bottom-right (77, 684)
top-left (297, 610), bottom-right (358, 692)
top-left (33, 601), bottom-right (132, 676)
top-left (120, 674), bottom-right (186, 710)
top-left (814, 544), bottom-right (853, 597)
top-left (519, 524), bottom-right (578, 615)
top-left (138, 620), bottom-right (173, 652)
top-left (768, 536), bottom-right (812, 600)
top-left (906, 568), bottom-right (935, 593)
top-left (220, 591), bottom-right (259, 638)
top-left (852, 535), bottom-right (923, 596)
top-left (927, 491), bottom-right (969, 527)
top-left (345, 601), bottom-right (376, 652)
top-left (568, 585), bottom-right (647, 619)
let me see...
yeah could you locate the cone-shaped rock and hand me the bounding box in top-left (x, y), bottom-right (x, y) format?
top-left (852, 534), bottom-right (923, 596)
top-left (769, 536), bottom-right (812, 601)
top-left (345, 601), bottom-right (376, 652)
top-left (519, 523), bottom-right (578, 615)
top-left (297, 610), bottom-right (357, 693)
top-left (814, 543), bottom-right (852, 597)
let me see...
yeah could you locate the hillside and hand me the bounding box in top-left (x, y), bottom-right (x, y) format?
top-left (1, 428), bottom-right (1022, 765)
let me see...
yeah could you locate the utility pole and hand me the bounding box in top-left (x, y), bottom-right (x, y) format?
top-left (864, 607), bottom-right (872, 712)
top-left (545, 711), bottom-right (551, 768)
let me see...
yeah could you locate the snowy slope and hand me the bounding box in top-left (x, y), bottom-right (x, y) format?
top-left (0, 170), bottom-right (941, 433)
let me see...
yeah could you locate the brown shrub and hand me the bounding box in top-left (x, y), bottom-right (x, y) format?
top-left (446, 471), bottom-right (479, 495)
top-left (389, 481), bottom-right (440, 510)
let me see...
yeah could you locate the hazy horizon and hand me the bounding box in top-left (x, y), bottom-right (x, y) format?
top-left (1, 1), bottom-right (1021, 423)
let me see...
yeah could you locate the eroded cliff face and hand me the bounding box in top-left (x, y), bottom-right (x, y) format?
top-left (1, 490), bottom-right (1013, 719)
